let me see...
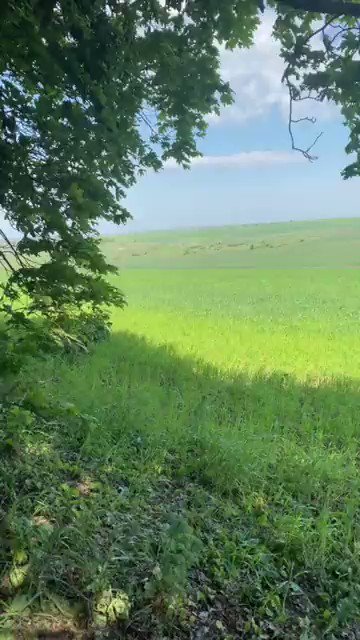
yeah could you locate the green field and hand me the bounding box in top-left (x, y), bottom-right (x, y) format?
top-left (3, 218), bottom-right (360, 638)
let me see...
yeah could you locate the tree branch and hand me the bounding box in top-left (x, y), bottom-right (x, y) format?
top-left (0, 248), bottom-right (16, 275)
top-left (286, 79), bottom-right (323, 161)
top-left (278, 0), bottom-right (360, 17)
top-left (280, 14), bottom-right (335, 160)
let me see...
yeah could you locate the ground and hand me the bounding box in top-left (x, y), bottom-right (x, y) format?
top-left (1, 218), bottom-right (360, 639)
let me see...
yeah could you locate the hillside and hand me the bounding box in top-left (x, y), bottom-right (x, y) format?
top-left (102, 218), bottom-right (360, 269)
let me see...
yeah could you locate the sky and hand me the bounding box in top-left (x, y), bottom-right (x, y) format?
top-left (119, 11), bottom-right (359, 233)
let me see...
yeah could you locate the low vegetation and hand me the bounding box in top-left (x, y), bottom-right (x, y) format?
top-left (1, 219), bottom-right (360, 638)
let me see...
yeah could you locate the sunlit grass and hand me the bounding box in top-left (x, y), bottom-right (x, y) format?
top-left (114, 268), bottom-right (360, 379)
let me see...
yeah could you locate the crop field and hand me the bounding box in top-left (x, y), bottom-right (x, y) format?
top-left (3, 218), bottom-right (360, 638)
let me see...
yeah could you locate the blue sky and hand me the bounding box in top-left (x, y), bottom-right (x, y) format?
top-left (119, 13), bottom-right (359, 233)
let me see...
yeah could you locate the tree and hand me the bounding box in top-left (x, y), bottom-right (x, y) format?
top-left (0, 0), bottom-right (359, 332)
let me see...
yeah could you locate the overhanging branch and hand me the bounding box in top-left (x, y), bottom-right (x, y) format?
top-left (286, 80), bottom-right (324, 161)
top-left (278, 0), bottom-right (360, 17)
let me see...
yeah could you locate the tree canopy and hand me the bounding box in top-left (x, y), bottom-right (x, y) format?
top-left (0, 0), bottom-right (359, 330)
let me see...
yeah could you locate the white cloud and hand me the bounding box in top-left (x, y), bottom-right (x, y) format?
top-left (213, 11), bottom-right (338, 126)
top-left (165, 150), bottom-right (305, 170)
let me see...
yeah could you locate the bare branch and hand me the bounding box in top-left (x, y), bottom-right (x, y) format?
top-left (0, 248), bottom-right (16, 275)
top-left (138, 111), bottom-right (158, 137)
top-left (286, 79), bottom-right (324, 161)
top-left (281, 14), bottom-right (334, 160)
top-left (0, 227), bottom-right (37, 279)
top-left (291, 116), bottom-right (317, 123)
top-left (302, 15), bottom-right (336, 45)
top-left (327, 24), bottom-right (360, 45)
top-left (0, 229), bottom-right (28, 269)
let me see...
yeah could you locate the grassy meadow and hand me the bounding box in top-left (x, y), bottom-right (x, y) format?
top-left (2, 218), bottom-right (360, 638)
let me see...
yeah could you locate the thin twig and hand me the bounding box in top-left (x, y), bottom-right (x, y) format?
top-left (0, 248), bottom-right (16, 274)
top-left (291, 116), bottom-right (317, 123)
top-left (138, 111), bottom-right (157, 136)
